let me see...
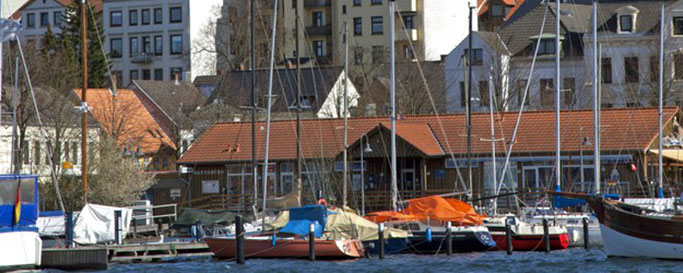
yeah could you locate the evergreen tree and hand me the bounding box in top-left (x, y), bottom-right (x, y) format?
top-left (60, 0), bottom-right (109, 88)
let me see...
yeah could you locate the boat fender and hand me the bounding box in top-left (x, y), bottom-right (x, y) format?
top-left (317, 198), bottom-right (328, 206)
top-left (426, 227), bottom-right (432, 242)
top-left (271, 233), bottom-right (277, 247)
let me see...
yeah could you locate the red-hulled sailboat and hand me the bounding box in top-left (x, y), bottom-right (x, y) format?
top-left (484, 215), bottom-right (570, 251)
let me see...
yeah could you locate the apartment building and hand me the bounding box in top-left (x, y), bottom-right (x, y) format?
top-left (102, 0), bottom-right (223, 86)
top-left (12, 0), bottom-right (103, 42)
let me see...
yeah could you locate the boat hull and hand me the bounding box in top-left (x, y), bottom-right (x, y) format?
top-left (0, 231), bottom-right (42, 270)
top-left (566, 224), bottom-right (602, 247)
top-left (400, 230), bottom-right (495, 254)
top-left (205, 237), bottom-right (363, 259)
top-left (600, 224), bottom-right (683, 259)
top-left (363, 238), bottom-right (409, 255)
top-left (490, 232), bottom-right (570, 251)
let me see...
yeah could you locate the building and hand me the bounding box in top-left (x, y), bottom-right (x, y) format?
top-left (209, 66), bottom-right (360, 119)
top-left (477, 0), bottom-right (525, 32)
top-left (177, 107), bottom-right (683, 211)
top-left (102, 0), bottom-right (224, 86)
top-left (12, 0), bottom-right (103, 43)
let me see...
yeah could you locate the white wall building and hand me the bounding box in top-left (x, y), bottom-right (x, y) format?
top-left (12, 0), bottom-right (80, 42)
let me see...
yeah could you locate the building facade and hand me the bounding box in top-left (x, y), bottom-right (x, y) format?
top-left (13, 0), bottom-right (103, 43)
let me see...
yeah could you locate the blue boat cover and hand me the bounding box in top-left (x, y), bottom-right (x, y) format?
top-left (552, 195), bottom-right (586, 208)
top-left (0, 175), bottom-right (39, 229)
top-left (40, 211), bottom-right (64, 217)
top-left (280, 205), bottom-right (327, 237)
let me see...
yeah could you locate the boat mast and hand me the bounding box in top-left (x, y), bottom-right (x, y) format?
top-left (554, 0), bottom-right (561, 192)
top-left (487, 76), bottom-right (497, 213)
top-left (658, 4), bottom-right (664, 198)
top-left (342, 21), bottom-right (349, 208)
top-left (81, 0), bottom-right (89, 203)
top-left (389, 0), bottom-right (398, 211)
top-left (250, 0), bottom-right (258, 210)
top-left (261, 0), bottom-right (279, 231)
top-left (467, 4), bottom-right (474, 202)
top-left (295, 0), bottom-right (303, 205)
top-left (592, 0), bottom-right (600, 194)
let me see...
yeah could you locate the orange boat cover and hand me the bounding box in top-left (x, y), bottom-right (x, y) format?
top-left (365, 195), bottom-right (484, 226)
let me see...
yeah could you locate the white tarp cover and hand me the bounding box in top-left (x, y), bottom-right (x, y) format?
top-left (73, 204), bottom-right (132, 245)
top-left (623, 198), bottom-right (676, 212)
top-left (37, 213), bottom-right (79, 236)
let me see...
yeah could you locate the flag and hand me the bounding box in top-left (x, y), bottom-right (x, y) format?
top-left (0, 19), bottom-right (22, 43)
top-left (13, 181), bottom-right (21, 226)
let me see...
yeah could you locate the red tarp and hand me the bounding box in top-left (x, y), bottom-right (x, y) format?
top-left (365, 195), bottom-right (484, 226)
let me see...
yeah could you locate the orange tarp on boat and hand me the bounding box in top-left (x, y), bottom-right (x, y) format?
top-left (365, 195), bottom-right (484, 226)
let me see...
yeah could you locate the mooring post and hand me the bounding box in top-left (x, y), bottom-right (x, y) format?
top-left (65, 211), bottom-right (74, 248)
top-left (309, 223), bottom-right (316, 261)
top-left (543, 219), bottom-right (550, 253)
top-left (446, 221), bottom-right (452, 255)
top-left (114, 210), bottom-right (122, 245)
top-left (583, 217), bottom-right (589, 250)
top-left (235, 215), bottom-right (245, 264)
top-left (505, 221), bottom-right (512, 255)
top-left (378, 223), bottom-right (385, 259)
top-left (133, 214), bottom-right (137, 238)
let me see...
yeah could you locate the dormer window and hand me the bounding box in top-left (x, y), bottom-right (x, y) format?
top-left (673, 17), bottom-right (683, 35)
top-left (620, 15), bottom-right (633, 33)
top-left (492, 5), bottom-right (504, 17)
top-left (537, 39), bottom-right (555, 55)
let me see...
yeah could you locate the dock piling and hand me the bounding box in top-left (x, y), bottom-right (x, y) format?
top-left (114, 210), bottom-right (122, 245)
top-left (446, 221), bottom-right (452, 255)
top-left (235, 215), bottom-right (245, 264)
top-left (65, 211), bottom-right (74, 248)
top-left (309, 223), bottom-right (316, 261)
top-left (505, 221), bottom-right (512, 255)
top-left (583, 217), bottom-right (589, 250)
top-left (543, 219), bottom-right (550, 253)
top-left (378, 223), bottom-right (385, 259)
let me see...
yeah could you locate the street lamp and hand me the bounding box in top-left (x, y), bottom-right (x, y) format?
top-left (360, 134), bottom-right (373, 215)
top-left (579, 127), bottom-right (591, 192)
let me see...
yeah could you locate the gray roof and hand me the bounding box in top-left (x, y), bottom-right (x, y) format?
top-left (131, 80), bottom-right (206, 133)
top-left (193, 75), bottom-right (220, 86)
top-left (477, 31), bottom-right (510, 55)
top-left (209, 67), bottom-right (343, 113)
top-left (595, 1), bottom-right (675, 35)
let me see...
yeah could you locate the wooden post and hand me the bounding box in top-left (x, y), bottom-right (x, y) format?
top-left (235, 215), bottom-right (245, 264)
top-left (505, 221), bottom-right (512, 255)
top-left (114, 210), bottom-right (122, 245)
top-left (378, 223), bottom-right (385, 259)
top-left (446, 221), bottom-right (452, 255)
top-left (309, 223), bottom-right (315, 261)
top-left (543, 219), bottom-right (550, 253)
top-left (583, 217), bottom-right (589, 250)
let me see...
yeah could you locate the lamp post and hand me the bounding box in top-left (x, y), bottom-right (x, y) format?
top-left (360, 134), bottom-right (372, 216)
top-left (579, 128), bottom-right (591, 192)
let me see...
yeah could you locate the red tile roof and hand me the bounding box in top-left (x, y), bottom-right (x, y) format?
top-left (178, 107), bottom-right (679, 165)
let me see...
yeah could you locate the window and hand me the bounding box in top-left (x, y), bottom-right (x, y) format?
top-left (40, 12), bottom-right (48, 27)
top-left (154, 69), bottom-right (163, 81)
top-left (403, 45), bottom-right (415, 60)
top-left (53, 11), bottom-right (62, 27)
top-left (142, 36), bottom-right (151, 54)
top-left (674, 17), bottom-right (683, 35)
top-left (171, 67), bottom-right (183, 80)
top-left (674, 54), bottom-right (683, 80)
top-left (354, 49), bottom-right (363, 65)
top-left (154, 8), bottom-right (162, 24)
top-left (22, 141), bottom-right (30, 165)
top-left (371, 16), bottom-right (383, 34)
top-left (403, 15), bottom-right (414, 29)
top-left (465, 48), bottom-right (483, 66)
top-left (142, 69), bottom-right (151, 80)
top-left (313, 11), bottom-right (323, 27)
top-left (517, 79), bottom-right (529, 106)
top-left (154, 35), bottom-right (163, 55)
top-left (650, 56), bottom-right (659, 82)
top-left (372, 46), bottom-right (384, 64)
top-left (110, 38), bottom-right (122, 58)
top-left (354, 0), bottom-right (361, 6)
top-left (314, 40), bottom-right (324, 56)
top-left (540, 78), bottom-right (554, 107)
top-left (129, 37), bottom-right (139, 56)
top-left (129, 10), bottom-right (138, 26)
top-left (624, 56), bottom-right (639, 83)
top-left (371, 0), bottom-right (382, 5)
top-left (460, 81), bottom-right (466, 107)
top-left (601, 57), bottom-right (612, 83)
top-left (141, 9), bottom-right (150, 25)
top-left (353, 17), bottom-right (362, 35)
top-left (170, 7), bottom-right (182, 23)
top-left (619, 15), bottom-right (632, 33)
top-left (342, 5), bottom-right (347, 14)
top-left (33, 141), bottom-right (40, 166)
top-left (170, 34), bottom-right (183, 54)
top-left (130, 70), bottom-right (139, 80)
top-left (110, 11), bottom-right (122, 27)
top-left (63, 142), bottom-right (69, 163)
top-left (26, 13), bottom-right (35, 28)
top-left (492, 5), bottom-right (504, 17)
top-left (479, 80), bottom-right (489, 106)
top-left (71, 142), bottom-right (77, 164)
top-left (563, 78), bottom-right (575, 107)
top-left (45, 141), bottom-right (52, 164)
top-left (537, 39), bottom-right (555, 55)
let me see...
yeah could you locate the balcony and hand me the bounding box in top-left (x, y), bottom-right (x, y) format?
top-left (304, 0), bottom-right (331, 8)
top-left (131, 53), bottom-right (154, 64)
top-left (395, 0), bottom-right (417, 13)
top-left (306, 24), bottom-right (332, 36)
top-left (314, 54), bottom-right (332, 65)
top-left (395, 28), bottom-right (418, 42)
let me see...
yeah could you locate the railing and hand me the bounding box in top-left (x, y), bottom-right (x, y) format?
top-left (179, 194), bottom-right (257, 211)
top-left (127, 203), bottom-right (178, 237)
top-left (131, 53), bottom-right (153, 64)
top-left (305, 24), bottom-right (331, 36)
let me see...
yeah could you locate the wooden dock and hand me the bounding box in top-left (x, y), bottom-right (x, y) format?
top-left (108, 242), bottom-right (212, 263)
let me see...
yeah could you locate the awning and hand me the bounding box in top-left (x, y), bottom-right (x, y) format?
top-left (647, 149), bottom-right (683, 162)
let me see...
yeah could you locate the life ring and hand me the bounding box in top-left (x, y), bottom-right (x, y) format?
top-left (317, 198), bottom-right (328, 206)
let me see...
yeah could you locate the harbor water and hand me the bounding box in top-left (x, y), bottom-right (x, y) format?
top-left (42, 248), bottom-right (681, 273)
